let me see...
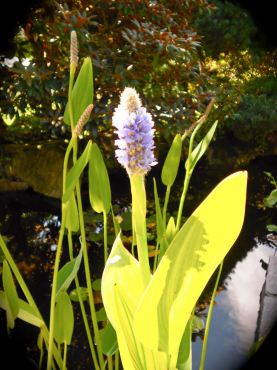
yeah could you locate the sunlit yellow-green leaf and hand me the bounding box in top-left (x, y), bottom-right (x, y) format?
top-left (133, 171), bottom-right (247, 369)
top-left (177, 317), bottom-right (193, 370)
top-left (101, 234), bottom-right (145, 369)
top-left (101, 234), bottom-right (168, 370)
top-left (101, 234), bottom-right (144, 332)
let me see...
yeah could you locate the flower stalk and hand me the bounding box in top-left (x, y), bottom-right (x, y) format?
top-left (113, 87), bottom-right (156, 284)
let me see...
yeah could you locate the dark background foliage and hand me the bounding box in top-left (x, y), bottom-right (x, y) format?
top-left (0, 0), bottom-right (276, 150)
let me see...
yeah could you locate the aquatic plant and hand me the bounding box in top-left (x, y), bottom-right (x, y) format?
top-left (101, 89), bottom-right (247, 370)
top-left (0, 31), bottom-right (248, 370)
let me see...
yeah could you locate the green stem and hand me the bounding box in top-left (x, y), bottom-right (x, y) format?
top-left (38, 332), bottom-right (44, 370)
top-left (47, 221), bottom-right (66, 370)
top-left (62, 138), bottom-right (76, 193)
top-left (153, 242), bottom-right (159, 273)
top-left (67, 56), bottom-right (104, 368)
top-left (162, 185), bottom-right (171, 229)
top-left (47, 134), bottom-right (77, 369)
top-left (115, 351), bottom-right (119, 370)
top-left (73, 142), bottom-right (105, 369)
top-left (199, 260), bottom-right (224, 370)
top-left (103, 211), bottom-right (108, 263)
top-left (108, 356), bottom-right (113, 370)
top-left (176, 172), bottom-right (191, 232)
top-left (46, 54), bottom-right (78, 370)
top-left (62, 343), bottom-right (68, 370)
top-left (176, 120), bottom-right (197, 232)
top-left (131, 214), bottom-right (136, 257)
top-left (130, 174), bottom-right (151, 286)
top-left (67, 232), bottom-right (100, 370)
top-left (177, 99), bottom-right (216, 232)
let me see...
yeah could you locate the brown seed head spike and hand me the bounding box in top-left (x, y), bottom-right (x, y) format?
top-left (73, 104), bottom-right (94, 137)
top-left (70, 30), bottom-right (78, 68)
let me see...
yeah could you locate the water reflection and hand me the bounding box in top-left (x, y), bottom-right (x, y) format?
top-left (192, 238), bottom-right (275, 370)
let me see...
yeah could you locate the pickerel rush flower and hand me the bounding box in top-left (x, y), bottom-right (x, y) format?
top-left (112, 87), bottom-right (157, 175)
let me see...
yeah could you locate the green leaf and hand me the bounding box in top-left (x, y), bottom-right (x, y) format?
top-left (92, 278), bottom-right (102, 291)
top-left (99, 322), bottom-right (118, 356)
top-left (2, 260), bottom-right (19, 329)
top-left (17, 299), bottom-right (44, 328)
top-left (96, 307), bottom-right (107, 322)
top-left (133, 171), bottom-right (247, 369)
top-left (64, 57), bottom-right (93, 126)
top-left (101, 234), bottom-right (168, 369)
top-left (56, 245), bottom-right (83, 299)
top-left (192, 315), bottom-right (204, 333)
top-left (159, 217), bottom-right (176, 262)
top-left (54, 292), bottom-right (74, 345)
top-left (69, 287), bottom-right (88, 302)
top-left (161, 134), bottom-right (182, 187)
top-left (101, 234), bottom-right (145, 369)
top-left (0, 291), bottom-right (43, 328)
top-left (89, 143), bottom-right (111, 214)
top-left (264, 189), bottom-right (277, 208)
top-left (63, 140), bottom-right (92, 203)
top-left (64, 193), bottom-right (79, 232)
top-left (266, 224), bottom-right (277, 232)
top-left (186, 121), bottom-right (218, 173)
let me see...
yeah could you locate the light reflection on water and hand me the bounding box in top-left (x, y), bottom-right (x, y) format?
top-left (192, 239), bottom-right (275, 370)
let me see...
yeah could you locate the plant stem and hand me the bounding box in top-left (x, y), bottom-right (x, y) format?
top-left (108, 356), bottom-right (113, 370)
top-left (115, 351), bottom-right (119, 370)
top-left (103, 211), bottom-right (108, 263)
top-left (62, 343), bottom-right (68, 370)
top-left (47, 220), bottom-right (66, 370)
top-left (67, 54), bottom-right (104, 368)
top-left (163, 185), bottom-right (171, 229)
top-left (199, 260), bottom-right (224, 370)
top-left (38, 332), bottom-right (44, 370)
top-left (73, 141), bottom-right (105, 369)
top-left (176, 113), bottom-right (200, 232)
top-left (47, 132), bottom-right (78, 369)
top-left (175, 171), bottom-right (191, 232)
top-left (130, 174), bottom-right (151, 286)
top-left (177, 99), bottom-right (216, 231)
top-left (67, 232), bottom-right (100, 370)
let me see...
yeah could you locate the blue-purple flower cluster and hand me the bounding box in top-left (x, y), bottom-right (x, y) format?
top-left (113, 88), bottom-right (157, 176)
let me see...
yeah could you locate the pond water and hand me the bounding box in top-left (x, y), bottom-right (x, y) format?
top-left (192, 235), bottom-right (276, 370)
top-left (0, 150), bottom-right (276, 370)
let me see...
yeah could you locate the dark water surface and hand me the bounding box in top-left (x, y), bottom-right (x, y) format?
top-left (0, 152), bottom-right (276, 369)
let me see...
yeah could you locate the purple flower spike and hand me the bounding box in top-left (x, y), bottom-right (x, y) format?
top-left (113, 87), bottom-right (157, 176)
